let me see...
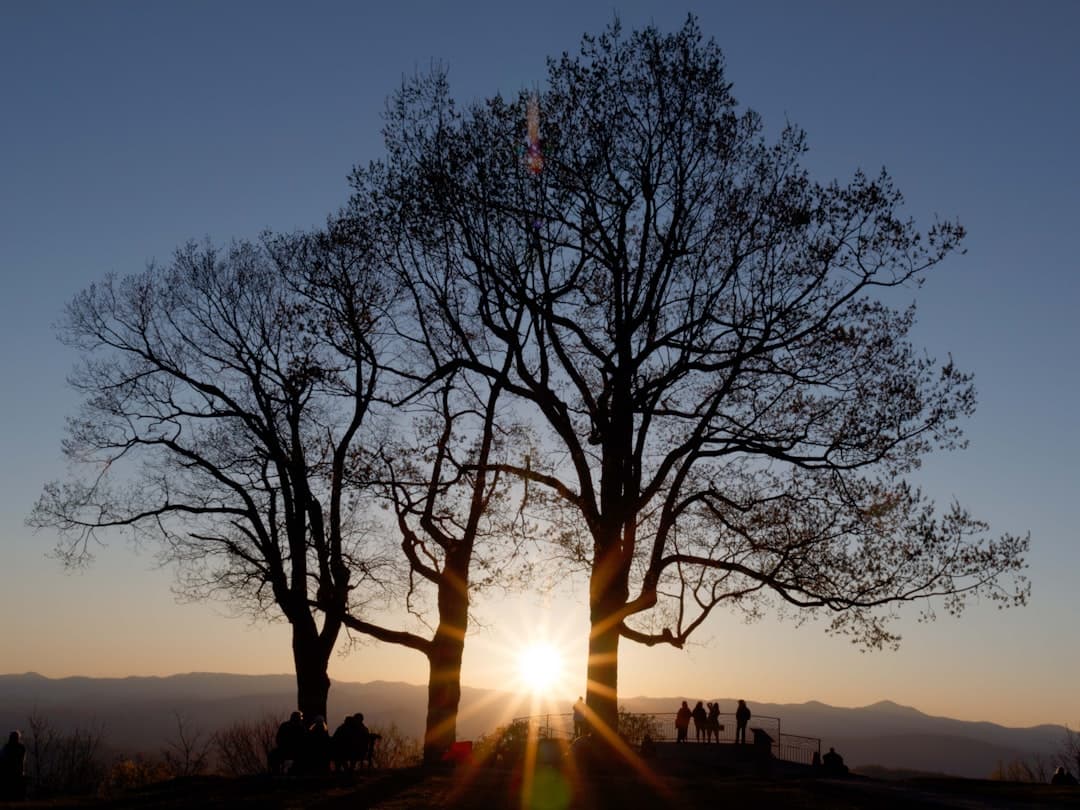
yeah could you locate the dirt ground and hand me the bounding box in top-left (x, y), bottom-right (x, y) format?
top-left (5, 765), bottom-right (1080, 809)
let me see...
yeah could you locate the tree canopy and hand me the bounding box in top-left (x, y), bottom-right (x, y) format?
top-left (30, 232), bottom-right (395, 719)
top-left (373, 17), bottom-right (1029, 734)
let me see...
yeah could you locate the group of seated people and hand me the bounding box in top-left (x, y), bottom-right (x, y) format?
top-left (269, 711), bottom-right (379, 775)
top-left (1051, 766), bottom-right (1079, 786)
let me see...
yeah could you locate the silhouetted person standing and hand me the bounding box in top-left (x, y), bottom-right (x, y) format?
top-left (573, 697), bottom-right (586, 738)
top-left (675, 701), bottom-right (692, 743)
top-left (0, 730), bottom-right (26, 801)
top-left (691, 701), bottom-right (707, 742)
top-left (706, 702), bottom-right (721, 743)
top-left (735, 699), bottom-right (751, 744)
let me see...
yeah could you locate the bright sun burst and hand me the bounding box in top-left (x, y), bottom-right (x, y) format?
top-left (516, 642), bottom-right (565, 695)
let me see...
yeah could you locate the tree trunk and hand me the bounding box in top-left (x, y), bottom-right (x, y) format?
top-left (587, 539), bottom-right (628, 739)
top-left (423, 631), bottom-right (465, 764)
top-left (422, 559), bottom-right (469, 764)
top-left (586, 610), bottom-right (621, 739)
top-left (292, 623), bottom-right (332, 722)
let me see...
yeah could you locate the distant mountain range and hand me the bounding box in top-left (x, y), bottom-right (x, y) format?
top-left (0, 672), bottom-right (1067, 779)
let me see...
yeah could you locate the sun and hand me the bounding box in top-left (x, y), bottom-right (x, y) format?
top-left (517, 642), bottom-right (565, 695)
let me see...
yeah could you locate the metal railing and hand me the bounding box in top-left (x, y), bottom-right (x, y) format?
top-left (774, 732), bottom-right (821, 766)
top-left (509, 711), bottom-right (821, 766)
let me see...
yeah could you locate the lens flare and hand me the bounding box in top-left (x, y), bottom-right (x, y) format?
top-left (525, 92), bottom-right (543, 175)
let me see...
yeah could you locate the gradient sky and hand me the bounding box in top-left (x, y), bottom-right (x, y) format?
top-left (2, 1), bottom-right (1077, 730)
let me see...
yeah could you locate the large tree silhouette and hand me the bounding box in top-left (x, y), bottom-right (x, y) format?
top-left (375, 19), bottom-right (1029, 736)
top-left (328, 196), bottom-right (524, 760)
top-left (30, 230), bottom-right (393, 720)
top-left (334, 365), bottom-right (521, 763)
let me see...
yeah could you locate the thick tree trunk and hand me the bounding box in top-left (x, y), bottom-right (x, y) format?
top-left (423, 632), bottom-right (465, 764)
top-left (586, 541), bottom-right (628, 739)
top-left (292, 624), bottom-right (332, 722)
top-left (586, 608), bottom-right (621, 738)
top-left (586, 357), bottom-right (634, 740)
top-left (422, 553), bottom-right (470, 764)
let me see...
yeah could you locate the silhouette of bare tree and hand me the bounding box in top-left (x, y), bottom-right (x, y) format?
top-left (372, 16), bottom-right (1029, 736)
top-left (30, 230), bottom-right (396, 720)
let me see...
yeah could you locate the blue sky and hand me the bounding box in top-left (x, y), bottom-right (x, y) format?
top-left (1, 0), bottom-right (1077, 728)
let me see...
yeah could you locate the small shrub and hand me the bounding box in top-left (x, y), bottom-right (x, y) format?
top-left (162, 712), bottom-right (211, 777)
top-left (212, 714), bottom-right (279, 776)
top-left (369, 723), bottom-right (422, 769)
top-left (617, 707), bottom-right (660, 748)
top-left (991, 756), bottom-right (1048, 782)
top-left (25, 711), bottom-right (107, 797)
top-left (472, 719), bottom-right (538, 766)
top-left (98, 754), bottom-right (174, 797)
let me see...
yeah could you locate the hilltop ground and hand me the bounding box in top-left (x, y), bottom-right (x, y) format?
top-left (5, 764), bottom-right (1080, 810)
